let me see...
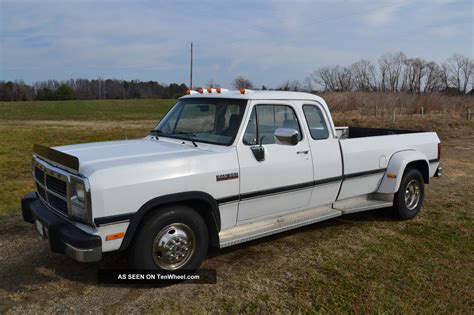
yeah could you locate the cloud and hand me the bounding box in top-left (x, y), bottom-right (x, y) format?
top-left (364, 1), bottom-right (408, 27)
top-left (0, 0), bottom-right (472, 86)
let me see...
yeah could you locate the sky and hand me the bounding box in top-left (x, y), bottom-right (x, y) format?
top-left (0, 0), bottom-right (472, 88)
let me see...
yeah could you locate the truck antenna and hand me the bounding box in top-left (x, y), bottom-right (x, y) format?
top-left (190, 42), bottom-right (193, 90)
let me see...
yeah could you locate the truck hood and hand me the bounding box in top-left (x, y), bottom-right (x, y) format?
top-left (53, 138), bottom-right (205, 175)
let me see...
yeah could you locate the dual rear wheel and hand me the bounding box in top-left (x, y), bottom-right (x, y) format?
top-left (393, 168), bottom-right (425, 220)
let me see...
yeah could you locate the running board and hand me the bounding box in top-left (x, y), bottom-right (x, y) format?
top-left (219, 206), bottom-right (342, 248)
top-left (333, 194), bottom-right (393, 214)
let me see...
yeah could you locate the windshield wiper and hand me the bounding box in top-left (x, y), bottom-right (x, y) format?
top-left (172, 131), bottom-right (199, 147)
top-left (152, 130), bottom-right (199, 147)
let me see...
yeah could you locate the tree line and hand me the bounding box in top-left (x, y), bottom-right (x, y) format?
top-left (1, 52), bottom-right (472, 102)
top-left (0, 79), bottom-right (188, 102)
top-left (230, 53), bottom-right (473, 95)
top-left (299, 53), bottom-right (472, 94)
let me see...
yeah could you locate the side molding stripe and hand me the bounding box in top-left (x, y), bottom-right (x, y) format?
top-left (344, 168), bottom-right (387, 179)
top-left (97, 168), bottom-right (387, 225)
top-left (216, 169), bottom-right (385, 205)
top-left (95, 213), bottom-right (135, 226)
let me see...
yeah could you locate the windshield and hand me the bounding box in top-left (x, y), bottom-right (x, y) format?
top-left (154, 98), bottom-right (247, 146)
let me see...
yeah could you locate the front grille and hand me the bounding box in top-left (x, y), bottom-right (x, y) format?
top-left (37, 184), bottom-right (47, 200)
top-left (35, 168), bottom-right (45, 183)
top-left (46, 175), bottom-right (67, 196)
top-left (34, 162), bottom-right (69, 216)
top-left (47, 193), bottom-right (68, 214)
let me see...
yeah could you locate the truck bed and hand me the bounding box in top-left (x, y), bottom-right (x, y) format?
top-left (334, 127), bottom-right (439, 200)
top-left (336, 127), bottom-right (422, 139)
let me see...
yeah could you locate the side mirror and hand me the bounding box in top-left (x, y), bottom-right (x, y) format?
top-left (251, 146), bottom-right (265, 162)
top-left (274, 128), bottom-right (299, 146)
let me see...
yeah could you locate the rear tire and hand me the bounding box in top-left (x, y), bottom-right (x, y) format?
top-left (128, 205), bottom-right (208, 270)
top-left (393, 168), bottom-right (425, 220)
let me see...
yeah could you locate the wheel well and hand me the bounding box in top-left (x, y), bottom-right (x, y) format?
top-left (405, 160), bottom-right (429, 184)
top-left (180, 199), bottom-right (220, 247)
top-left (119, 194), bottom-right (221, 251)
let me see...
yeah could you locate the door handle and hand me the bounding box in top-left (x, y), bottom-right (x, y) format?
top-left (297, 150), bottom-right (309, 155)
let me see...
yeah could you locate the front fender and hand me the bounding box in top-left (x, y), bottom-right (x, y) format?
top-left (377, 150), bottom-right (429, 194)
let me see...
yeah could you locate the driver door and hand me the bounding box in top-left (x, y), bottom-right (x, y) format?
top-left (236, 101), bottom-right (313, 222)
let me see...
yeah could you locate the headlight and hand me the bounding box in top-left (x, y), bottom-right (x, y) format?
top-left (69, 178), bottom-right (91, 223)
top-left (70, 202), bottom-right (86, 220)
top-left (75, 182), bottom-right (85, 202)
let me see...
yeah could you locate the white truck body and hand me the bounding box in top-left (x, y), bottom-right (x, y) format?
top-left (22, 91), bottom-right (441, 264)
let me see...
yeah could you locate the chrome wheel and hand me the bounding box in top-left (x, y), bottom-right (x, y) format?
top-left (404, 179), bottom-right (421, 211)
top-left (152, 223), bottom-right (196, 270)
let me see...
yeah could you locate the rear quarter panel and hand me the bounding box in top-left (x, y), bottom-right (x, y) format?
top-left (338, 132), bottom-right (439, 200)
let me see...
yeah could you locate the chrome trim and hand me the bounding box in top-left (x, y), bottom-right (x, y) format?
top-left (435, 166), bottom-right (442, 177)
top-left (274, 127), bottom-right (299, 145)
top-left (219, 206), bottom-right (341, 248)
top-left (32, 156), bottom-right (93, 225)
top-left (65, 242), bottom-right (102, 262)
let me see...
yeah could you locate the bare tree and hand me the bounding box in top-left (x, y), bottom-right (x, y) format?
top-left (402, 58), bottom-right (426, 93)
top-left (351, 59), bottom-right (377, 91)
top-left (445, 54), bottom-right (473, 93)
top-left (336, 66), bottom-right (353, 91)
top-left (378, 55), bottom-right (389, 92)
top-left (311, 66), bottom-right (336, 91)
top-left (424, 61), bottom-right (443, 92)
top-left (459, 56), bottom-right (474, 93)
top-left (232, 76), bottom-right (254, 89)
top-left (379, 51), bottom-right (406, 92)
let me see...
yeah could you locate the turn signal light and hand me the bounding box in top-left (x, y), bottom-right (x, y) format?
top-left (106, 232), bottom-right (125, 241)
top-left (387, 173), bottom-right (397, 179)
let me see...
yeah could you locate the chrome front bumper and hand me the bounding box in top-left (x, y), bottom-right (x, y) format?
top-left (21, 192), bottom-right (102, 262)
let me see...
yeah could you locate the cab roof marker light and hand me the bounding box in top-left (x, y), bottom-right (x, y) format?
top-left (197, 88), bottom-right (203, 94)
top-left (216, 87), bottom-right (222, 93)
top-left (240, 89), bottom-right (253, 94)
top-left (207, 87), bottom-right (212, 93)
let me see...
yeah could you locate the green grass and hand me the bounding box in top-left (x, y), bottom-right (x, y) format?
top-left (0, 99), bottom-right (175, 121)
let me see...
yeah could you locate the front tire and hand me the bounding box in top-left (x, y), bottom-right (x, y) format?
top-left (128, 205), bottom-right (208, 270)
top-left (393, 168), bottom-right (425, 220)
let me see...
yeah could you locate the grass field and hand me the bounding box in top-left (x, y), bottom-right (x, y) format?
top-left (0, 99), bottom-right (175, 121)
top-left (0, 98), bottom-right (473, 313)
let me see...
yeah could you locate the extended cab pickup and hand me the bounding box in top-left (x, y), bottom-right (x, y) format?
top-left (22, 90), bottom-right (441, 270)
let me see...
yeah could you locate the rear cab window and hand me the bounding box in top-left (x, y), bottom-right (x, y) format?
top-left (302, 105), bottom-right (329, 140)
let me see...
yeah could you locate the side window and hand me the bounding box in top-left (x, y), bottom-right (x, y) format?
top-left (243, 105), bottom-right (302, 145)
top-left (302, 105), bottom-right (329, 140)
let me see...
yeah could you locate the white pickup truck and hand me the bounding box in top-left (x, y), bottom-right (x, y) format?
top-left (22, 90), bottom-right (441, 271)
